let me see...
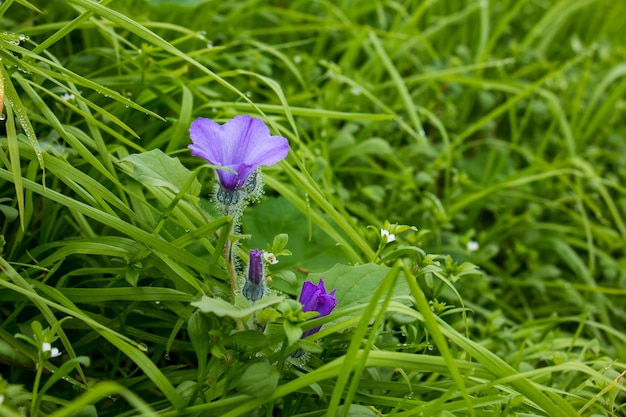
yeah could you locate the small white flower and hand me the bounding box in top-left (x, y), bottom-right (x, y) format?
top-left (467, 240), bottom-right (479, 252)
top-left (381, 229), bottom-right (396, 243)
top-left (60, 93), bottom-right (75, 101)
top-left (263, 252), bottom-right (278, 265)
top-left (42, 342), bottom-right (61, 358)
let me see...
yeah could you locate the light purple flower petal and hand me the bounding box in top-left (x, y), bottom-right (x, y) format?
top-left (189, 115), bottom-right (289, 190)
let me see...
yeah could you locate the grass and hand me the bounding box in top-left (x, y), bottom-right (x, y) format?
top-left (1, 0), bottom-right (625, 416)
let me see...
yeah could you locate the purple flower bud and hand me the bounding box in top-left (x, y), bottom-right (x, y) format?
top-left (298, 279), bottom-right (337, 338)
top-left (247, 249), bottom-right (264, 285)
top-left (188, 115), bottom-right (289, 192)
top-left (242, 249), bottom-right (265, 302)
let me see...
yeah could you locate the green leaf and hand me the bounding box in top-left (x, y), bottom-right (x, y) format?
top-left (283, 321), bottom-right (304, 346)
top-left (191, 295), bottom-right (284, 320)
top-left (244, 197), bottom-right (349, 277)
top-left (0, 204), bottom-right (19, 222)
top-left (188, 311), bottom-right (211, 380)
top-left (225, 330), bottom-right (271, 351)
top-left (338, 138), bottom-right (395, 164)
top-left (336, 404), bottom-right (379, 417)
top-left (36, 356), bottom-right (91, 410)
top-left (125, 266), bottom-right (140, 287)
top-left (237, 360), bottom-right (279, 398)
top-left (255, 309), bottom-right (282, 327)
top-left (120, 149), bottom-right (201, 196)
top-left (308, 263), bottom-right (410, 307)
top-left (148, 0), bottom-right (212, 7)
top-left (271, 233), bottom-right (289, 253)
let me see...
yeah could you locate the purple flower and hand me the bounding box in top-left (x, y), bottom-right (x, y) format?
top-left (299, 279), bottom-right (337, 338)
top-left (242, 249), bottom-right (265, 302)
top-left (189, 115), bottom-right (289, 191)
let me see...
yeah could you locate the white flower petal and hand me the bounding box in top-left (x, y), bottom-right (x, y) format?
top-left (263, 252), bottom-right (279, 265)
top-left (467, 240), bottom-right (479, 252)
top-left (381, 229), bottom-right (395, 243)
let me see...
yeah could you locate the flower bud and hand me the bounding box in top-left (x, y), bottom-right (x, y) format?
top-left (242, 249), bottom-right (265, 302)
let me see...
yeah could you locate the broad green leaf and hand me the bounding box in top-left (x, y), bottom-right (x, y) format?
top-left (244, 197), bottom-right (350, 282)
top-left (121, 149), bottom-right (201, 196)
top-left (237, 360), bottom-right (279, 398)
top-left (191, 294), bottom-right (284, 319)
top-left (308, 263), bottom-right (410, 307)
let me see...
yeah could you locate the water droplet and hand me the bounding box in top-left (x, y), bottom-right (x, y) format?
top-left (164, 353), bottom-right (170, 360)
top-left (18, 34), bottom-right (26, 41)
top-left (293, 55), bottom-right (302, 64)
top-left (427, 345), bottom-right (434, 351)
top-left (138, 342), bottom-right (148, 351)
top-left (206, 42), bottom-right (213, 49)
top-left (0, 113), bottom-right (5, 121)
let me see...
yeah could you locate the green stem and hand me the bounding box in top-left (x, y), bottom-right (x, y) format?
top-left (370, 242), bottom-right (386, 263)
top-left (224, 238), bottom-right (238, 303)
top-left (31, 355), bottom-right (44, 417)
top-left (223, 214), bottom-right (245, 331)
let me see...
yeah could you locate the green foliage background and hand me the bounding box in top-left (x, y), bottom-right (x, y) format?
top-left (1, 0), bottom-right (625, 416)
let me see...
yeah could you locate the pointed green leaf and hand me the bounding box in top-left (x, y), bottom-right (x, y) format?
top-left (121, 149), bottom-right (201, 196)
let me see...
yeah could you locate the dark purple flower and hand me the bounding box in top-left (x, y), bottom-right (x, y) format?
top-left (189, 115), bottom-right (289, 191)
top-left (242, 249), bottom-right (265, 302)
top-left (298, 279), bottom-right (337, 338)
